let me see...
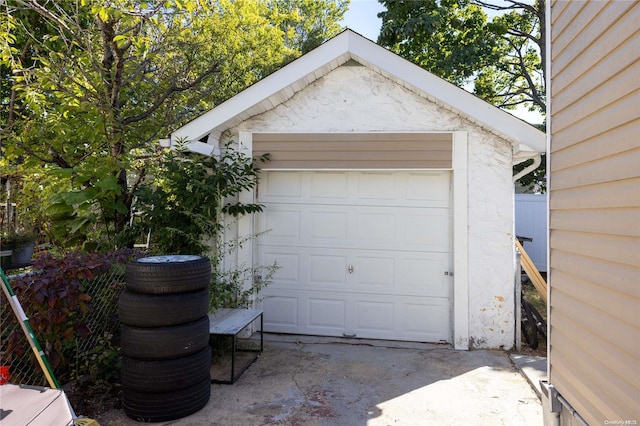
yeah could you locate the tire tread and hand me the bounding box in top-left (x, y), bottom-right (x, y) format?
top-left (121, 316), bottom-right (210, 360)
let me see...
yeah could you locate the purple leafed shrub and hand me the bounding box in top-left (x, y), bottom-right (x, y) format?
top-left (5, 248), bottom-right (143, 383)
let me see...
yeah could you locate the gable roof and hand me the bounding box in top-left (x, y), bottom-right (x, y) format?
top-left (169, 29), bottom-right (545, 161)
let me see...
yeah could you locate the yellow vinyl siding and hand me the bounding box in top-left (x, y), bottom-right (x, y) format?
top-left (549, 1), bottom-right (583, 47)
top-left (551, 230), bottom-right (638, 271)
top-left (252, 133), bottom-right (453, 169)
top-left (552, 2), bottom-right (636, 84)
top-left (551, 267), bottom-right (639, 328)
top-left (549, 177), bottom-right (640, 210)
top-left (551, 121), bottom-right (638, 170)
top-left (551, 2), bottom-right (600, 58)
top-left (552, 89), bottom-right (640, 141)
top-left (549, 342), bottom-right (636, 419)
top-left (550, 207), bottom-right (640, 237)
top-left (550, 1), bottom-right (640, 424)
top-left (551, 250), bottom-right (637, 296)
top-left (553, 67), bottom-right (640, 132)
top-left (550, 148), bottom-right (640, 190)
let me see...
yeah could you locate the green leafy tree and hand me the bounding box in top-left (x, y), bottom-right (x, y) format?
top-left (378, 0), bottom-right (544, 113)
top-left (274, 0), bottom-right (349, 54)
top-left (1, 0), bottom-right (346, 249)
top-left (378, 0), bottom-right (546, 190)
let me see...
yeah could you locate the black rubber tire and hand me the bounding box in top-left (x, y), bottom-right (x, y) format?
top-left (529, 303), bottom-right (547, 339)
top-left (121, 346), bottom-right (211, 393)
top-left (121, 316), bottom-right (210, 361)
top-left (119, 288), bottom-right (210, 327)
top-left (521, 299), bottom-right (539, 350)
top-left (123, 377), bottom-right (211, 422)
top-left (126, 255), bottom-right (211, 295)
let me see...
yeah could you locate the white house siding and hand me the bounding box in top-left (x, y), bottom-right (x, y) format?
top-left (226, 64), bottom-right (517, 348)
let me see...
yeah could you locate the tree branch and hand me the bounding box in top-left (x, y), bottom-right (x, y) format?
top-left (498, 98), bottom-right (533, 109)
top-left (125, 165), bottom-right (147, 210)
top-left (506, 27), bottom-right (540, 45)
top-left (6, 40), bottom-right (32, 130)
top-left (507, 38), bottom-right (545, 110)
top-left (474, 0), bottom-right (536, 15)
top-left (122, 63), bottom-right (220, 125)
top-left (13, 139), bottom-right (71, 168)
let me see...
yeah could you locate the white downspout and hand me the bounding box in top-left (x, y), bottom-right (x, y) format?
top-left (513, 153), bottom-right (542, 183)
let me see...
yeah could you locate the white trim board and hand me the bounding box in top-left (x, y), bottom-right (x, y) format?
top-left (170, 30), bottom-right (544, 163)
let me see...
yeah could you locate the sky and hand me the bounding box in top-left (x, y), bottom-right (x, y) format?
top-left (341, 0), bottom-right (384, 41)
top-left (339, 1), bottom-right (544, 124)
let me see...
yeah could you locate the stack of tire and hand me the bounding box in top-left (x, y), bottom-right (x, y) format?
top-left (119, 255), bottom-right (212, 422)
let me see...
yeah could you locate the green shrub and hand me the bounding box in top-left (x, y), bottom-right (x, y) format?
top-left (209, 231), bottom-right (279, 311)
top-left (129, 141), bottom-right (269, 255)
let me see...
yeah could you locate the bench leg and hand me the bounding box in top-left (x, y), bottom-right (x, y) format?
top-left (210, 314), bottom-right (263, 384)
top-left (231, 335), bottom-right (236, 383)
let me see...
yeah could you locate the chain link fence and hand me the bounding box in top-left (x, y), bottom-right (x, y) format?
top-left (1, 266), bottom-right (126, 387)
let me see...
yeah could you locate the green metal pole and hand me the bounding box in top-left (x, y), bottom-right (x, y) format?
top-left (0, 266), bottom-right (60, 389)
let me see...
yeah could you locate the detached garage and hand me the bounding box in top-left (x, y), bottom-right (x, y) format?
top-left (168, 30), bottom-right (545, 350)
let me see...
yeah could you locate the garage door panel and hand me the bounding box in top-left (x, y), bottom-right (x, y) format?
top-left (355, 301), bottom-right (395, 334)
top-left (259, 171), bottom-right (450, 208)
top-left (259, 205), bottom-right (449, 253)
top-left (263, 252), bottom-right (300, 283)
top-left (352, 296), bottom-right (449, 341)
top-left (352, 255), bottom-right (448, 298)
top-left (354, 256), bottom-right (395, 286)
top-left (310, 211), bottom-right (348, 240)
top-left (405, 212), bottom-right (449, 248)
top-left (258, 170), bottom-right (451, 343)
top-left (310, 172), bottom-right (349, 198)
top-left (404, 302), bottom-right (449, 334)
top-left (309, 254), bottom-right (347, 285)
top-left (397, 255), bottom-right (449, 297)
top-left (263, 296), bottom-right (299, 328)
top-left (261, 290), bottom-right (450, 342)
top-left (262, 247), bottom-right (448, 297)
top-left (354, 212), bottom-right (395, 243)
top-left (405, 172), bottom-right (450, 205)
top-left (264, 210), bottom-right (301, 239)
top-left (355, 172), bottom-right (397, 200)
top-left (263, 171), bottom-right (303, 198)
top-left (308, 299), bottom-right (347, 330)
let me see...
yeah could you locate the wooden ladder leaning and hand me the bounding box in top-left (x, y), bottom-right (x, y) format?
top-left (516, 239), bottom-right (547, 302)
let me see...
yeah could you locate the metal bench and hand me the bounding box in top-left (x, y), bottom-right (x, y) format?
top-left (208, 308), bottom-right (263, 384)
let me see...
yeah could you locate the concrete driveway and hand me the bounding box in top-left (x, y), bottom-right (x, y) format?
top-left (98, 335), bottom-right (542, 425)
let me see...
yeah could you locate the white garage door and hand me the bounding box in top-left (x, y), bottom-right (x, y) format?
top-left (256, 171), bottom-right (452, 342)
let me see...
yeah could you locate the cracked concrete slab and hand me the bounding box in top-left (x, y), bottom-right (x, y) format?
top-left (98, 334), bottom-right (542, 425)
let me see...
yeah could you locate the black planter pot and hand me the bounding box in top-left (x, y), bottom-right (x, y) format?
top-left (0, 249), bottom-right (12, 270)
top-left (11, 241), bottom-right (35, 266)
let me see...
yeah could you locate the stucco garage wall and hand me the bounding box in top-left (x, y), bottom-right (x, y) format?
top-left (466, 129), bottom-right (516, 348)
top-left (225, 64), bottom-right (516, 348)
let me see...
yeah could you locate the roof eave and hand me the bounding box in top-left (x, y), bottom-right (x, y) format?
top-left (169, 30), bottom-right (546, 158)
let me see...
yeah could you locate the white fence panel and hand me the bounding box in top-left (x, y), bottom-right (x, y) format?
top-left (515, 194), bottom-right (547, 272)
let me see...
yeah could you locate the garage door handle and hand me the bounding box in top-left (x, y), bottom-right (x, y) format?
top-left (348, 265), bottom-right (354, 274)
